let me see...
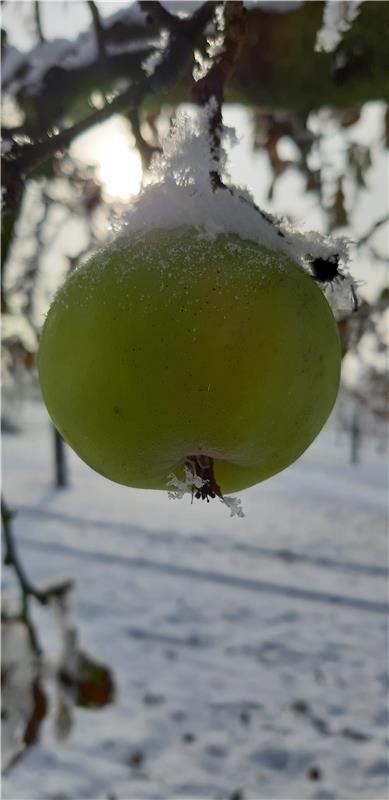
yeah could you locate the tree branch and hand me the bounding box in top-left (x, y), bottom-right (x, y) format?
top-left (2, 2), bottom-right (215, 180)
top-left (2, 497), bottom-right (74, 653)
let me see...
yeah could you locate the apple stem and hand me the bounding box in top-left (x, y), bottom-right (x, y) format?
top-left (185, 455), bottom-right (223, 502)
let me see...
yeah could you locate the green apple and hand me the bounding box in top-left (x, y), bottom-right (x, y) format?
top-left (38, 227), bottom-right (341, 495)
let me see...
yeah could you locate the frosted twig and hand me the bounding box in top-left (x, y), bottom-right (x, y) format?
top-left (1, 496), bottom-right (74, 654)
top-left (192, 1), bottom-right (247, 190)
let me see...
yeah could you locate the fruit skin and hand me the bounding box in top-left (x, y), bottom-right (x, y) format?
top-left (38, 228), bottom-right (341, 494)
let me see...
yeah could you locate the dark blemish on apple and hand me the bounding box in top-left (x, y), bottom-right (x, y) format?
top-left (113, 406), bottom-right (121, 415)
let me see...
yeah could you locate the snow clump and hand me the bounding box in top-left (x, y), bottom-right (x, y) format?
top-left (114, 103), bottom-right (356, 315)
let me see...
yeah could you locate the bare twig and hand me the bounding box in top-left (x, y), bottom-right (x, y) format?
top-left (2, 499), bottom-right (35, 607)
top-left (357, 214), bottom-right (389, 247)
top-left (34, 1), bottom-right (45, 44)
top-left (87, 1), bottom-right (106, 59)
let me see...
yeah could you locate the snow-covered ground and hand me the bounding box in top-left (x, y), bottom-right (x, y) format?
top-left (2, 400), bottom-right (388, 800)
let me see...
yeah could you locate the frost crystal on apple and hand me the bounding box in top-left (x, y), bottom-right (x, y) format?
top-left (168, 468), bottom-right (245, 519)
top-left (220, 495), bottom-right (245, 519)
top-left (167, 467), bottom-right (206, 500)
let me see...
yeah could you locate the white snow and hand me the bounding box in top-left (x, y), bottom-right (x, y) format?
top-left (316, 1), bottom-right (364, 54)
top-left (106, 106), bottom-right (357, 315)
top-left (1, 4), bottom-right (150, 95)
top-left (2, 398), bottom-right (388, 799)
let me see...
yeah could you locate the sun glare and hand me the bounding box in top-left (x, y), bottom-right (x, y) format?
top-left (71, 115), bottom-right (143, 201)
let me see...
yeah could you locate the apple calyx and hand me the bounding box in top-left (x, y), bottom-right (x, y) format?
top-left (168, 458), bottom-right (245, 517)
top-left (185, 455), bottom-right (222, 503)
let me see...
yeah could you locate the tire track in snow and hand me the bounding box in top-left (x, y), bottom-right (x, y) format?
top-left (17, 536), bottom-right (388, 615)
top-left (14, 504), bottom-right (388, 579)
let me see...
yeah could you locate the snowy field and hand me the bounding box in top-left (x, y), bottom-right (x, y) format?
top-left (2, 399), bottom-right (388, 800)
